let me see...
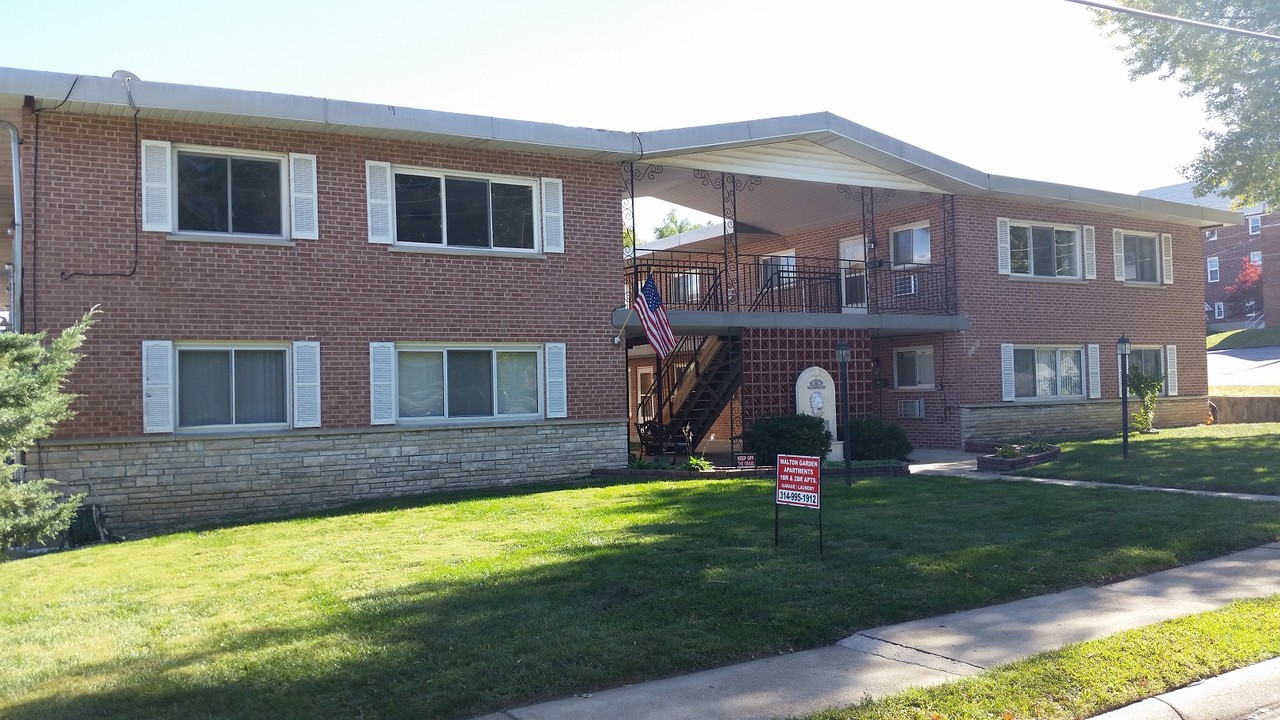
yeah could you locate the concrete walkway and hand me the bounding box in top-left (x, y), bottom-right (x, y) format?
top-left (475, 459), bottom-right (1280, 720)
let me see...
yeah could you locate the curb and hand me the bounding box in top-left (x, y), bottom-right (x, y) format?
top-left (1090, 656), bottom-right (1280, 719)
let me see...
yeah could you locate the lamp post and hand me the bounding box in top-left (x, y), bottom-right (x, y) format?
top-left (835, 339), bottom-right (852, 486)
top-left (1117, 335), bottom-right (1131, 461)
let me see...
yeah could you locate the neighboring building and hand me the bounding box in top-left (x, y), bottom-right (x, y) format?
top-left (0, 68), bottom-right (1239, 534)
top-left (1140, 181), bottom-right (1271, 331)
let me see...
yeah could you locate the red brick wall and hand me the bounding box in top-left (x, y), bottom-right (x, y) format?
top-left (951, 196), bottom-right (1208, 411)
top-left (21, 110), bottom-right (625, 439)
top-left (1206, 214), bottom-right (1274, 325)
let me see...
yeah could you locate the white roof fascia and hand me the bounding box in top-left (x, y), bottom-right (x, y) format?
top-left (0, 67), bottom-right (640, 160)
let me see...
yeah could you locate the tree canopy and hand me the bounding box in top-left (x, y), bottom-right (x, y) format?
top-left (653, 209), bottom-right (711, 240)
top-left (1096, 1), bottom-right (1280, 207)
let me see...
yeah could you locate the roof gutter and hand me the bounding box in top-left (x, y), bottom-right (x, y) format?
top-left (1, 119), bottom-right (19, 332)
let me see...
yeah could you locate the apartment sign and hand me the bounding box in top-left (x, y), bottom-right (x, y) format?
top-left (775, 454), bottom-right (821, 509)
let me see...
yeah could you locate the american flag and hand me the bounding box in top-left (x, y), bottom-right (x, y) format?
top-left (633, 275), bottom-right (676, 359)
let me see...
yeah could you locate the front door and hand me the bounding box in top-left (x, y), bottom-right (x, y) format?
top-left (839, 237), bottom-right (867, 312)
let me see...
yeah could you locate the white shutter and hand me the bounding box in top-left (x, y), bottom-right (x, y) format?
top-left (545, 342), bottom-right (567, 418)
top-left (996, 217), bottom-right (1011, 275)
top-left (1087, 344), bottom-right (1101, 399)
top-left (1161, 233), bottom-right (1174, 284)
top-left (366, 161), bottom-right (393, 245)
top-left (289, 153), bottom-right (319, 240)
top-left (1082, 226), bottom-right (1097, 280)
top-left (292, 341), bottom-right (321, 428)
top-left (541, 178), bottom-right (564, 254)
top-left (1113, 229), bottom-right (1126, 281)
top-left (142, 340), bottom-right (174, 433)
top-left (1165, 344), bottom-right (1178, 396)
top-left (141, 140), bottom-right (173, 232)
top-left (369, 342), bottom-right (397, 425)
top-left (1000, 343), bottom-right (1015, 401)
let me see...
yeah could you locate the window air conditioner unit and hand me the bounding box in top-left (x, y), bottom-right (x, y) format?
top-left (898, 398), bottom-right (925, 419)
top-left (893, 275), bottom-right (918, 296)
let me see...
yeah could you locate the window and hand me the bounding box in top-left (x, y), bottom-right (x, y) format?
top-left (1122, 232), bottom-right (1160, 283)
top-left (141, 340), bottom-right (321, 434)
top-left (759, 252), bottom-right (796, 287)
top-left (1249, 216), bottom-right (1262, 235)
top-left (670, 273), bottom-right (702, 305)
top-left (1207, 256), bottom-right (1219, 283)
top-left (366, 161), bottom-right (560, 253)
top-left (1124, 347), bottom-right (1165, 397)
top-left (177, 347), bottom-right (288, 428)
top-left (893, 347), bottom-right (935, 389)
top-left (370, 342), bottom-right (566, 424)
top-left (1008, 222), bottom-right (1079, 277)
top-left (1012, 347), bottom-right (1083, 399)
top-left (890, 223), bottom-right (930, 266)
top-left (1114, 230), bottom-right (1172, 284)
top-left (1251, 250), bottom-right (1263, 265)
top-left (140, 141), bottom-right (318, 240)
top-left (1205, 229), bottom-right (1218, 241)
top-left (1215, 302), bottom-right (1224, 319)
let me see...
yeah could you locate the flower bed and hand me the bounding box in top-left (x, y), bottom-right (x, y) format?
top-left (976, 444), bottom-right (1061, 472)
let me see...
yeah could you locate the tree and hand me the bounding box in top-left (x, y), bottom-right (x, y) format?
top-left (0, 308), bottom-right (98, 550)
top-left (622, 225), bottom-right (636, 251)
top-left (653, 209), bottom-right (710, 240)
top-left (1095, 2), bottom-right (1280, 207)
top-left (1223, 254), bottom-right (1263, 316)
top-left (1127, 365), bottom-right (1165, 433)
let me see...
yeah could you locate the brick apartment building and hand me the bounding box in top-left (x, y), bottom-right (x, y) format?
top-left (0, 68), bottom-right (1239, 533)
top-left (1141, 181), bottom-right (1272, 331)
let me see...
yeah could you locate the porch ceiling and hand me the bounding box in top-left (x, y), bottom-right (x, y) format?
top-left (634, 157), bottom-right (942, 243)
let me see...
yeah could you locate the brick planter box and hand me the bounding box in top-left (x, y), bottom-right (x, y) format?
top-left (976, 446), bottom-right (1061, 472)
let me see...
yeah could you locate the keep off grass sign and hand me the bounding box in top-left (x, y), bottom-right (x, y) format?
top-left (776, 454), bottom-right (821, 509)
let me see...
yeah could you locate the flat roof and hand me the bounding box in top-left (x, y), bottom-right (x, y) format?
top-left (0, 67), bottom-right (1242, 228)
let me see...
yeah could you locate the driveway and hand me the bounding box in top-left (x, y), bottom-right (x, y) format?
top-left (1207, 346), bottom-right (1280, 386)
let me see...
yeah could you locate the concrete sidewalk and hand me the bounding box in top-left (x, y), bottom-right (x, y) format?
top-left (475, 456), bottom-right (1280, 720)
top-left (479, 543), bottom-right (1280, 720)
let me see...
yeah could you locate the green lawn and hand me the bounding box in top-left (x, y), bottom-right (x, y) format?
top-left (1206, 327), bottom-right (1280, 350)
top-left (1021, 422), bottom-right (1280, 495)
top-left (4, 477), bottom-right (1280, 720)
top-left (1210, 384), bottom-right (1280, 396)
top-left (811, 595), bottom-right (1280, 720)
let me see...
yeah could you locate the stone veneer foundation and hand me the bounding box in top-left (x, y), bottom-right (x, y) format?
top-left (35, 420), bottom-right (628, 536)
top-left (960, 397), bottom-right (1209, 443)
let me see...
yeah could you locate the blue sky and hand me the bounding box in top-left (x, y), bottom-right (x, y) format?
top-left (2, 0), bottom-right (1213, 236)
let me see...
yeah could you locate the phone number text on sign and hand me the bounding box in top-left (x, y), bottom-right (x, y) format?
top-left (776, 454), bottom-right (821, 509)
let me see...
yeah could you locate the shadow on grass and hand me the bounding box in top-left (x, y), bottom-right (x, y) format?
top-left (6, 478), bottom-right (1280, 720)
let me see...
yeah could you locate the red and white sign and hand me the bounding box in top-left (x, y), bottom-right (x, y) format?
top-left (776, 454), bottom-right (821, 509)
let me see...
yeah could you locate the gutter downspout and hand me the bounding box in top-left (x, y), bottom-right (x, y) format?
top-left (1, 119), bottom-right (20, 333)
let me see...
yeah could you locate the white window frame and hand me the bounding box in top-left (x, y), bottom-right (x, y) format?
top-left (1205, 229), bottom-right (1218, 242)
top-left (1251, 250), bottom-right (1263, 265)
top-left (387, 343), bottom-right (546, 424)
top-left (1009, 345), bottom-right (1087, 400)
top-left (1214, 302), bottom-right (1225, 319)
top-left (759, 250), bottom-right (797, 288)
top-left (1249, 216), bottom-right (1262, 235)
top-left (141, 140), bottom-right (318, 241)
top-left (1114, 229), bottom-right (1172, 285)
top-left (889, 221), bottom-right (931, 268)
top-left (892, 346), bottom-right (935, 390)
top-left (1005, 220), bottom-right (1084, 279)
top-left (1120, 345), bottom-right (1176, 397)
top-left (143, 340), bottom-right (319, 434)
top-left (1207, 256), bottom-right (1220, 283)
top-left (383, 164), bottom-right (544, 253)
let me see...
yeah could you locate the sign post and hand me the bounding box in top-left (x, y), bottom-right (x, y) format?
top-left (775, 454), bottom-right (822, 553)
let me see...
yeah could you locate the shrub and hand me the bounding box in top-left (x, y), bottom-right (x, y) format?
top-left (1127, 365), bottom-right (1165, 433)
top-left (682, 456), bottom-right (713, 472)
top-left (995, 444), bottom-right (1021, 459)
top-left (1023, 439), bottom-right (1051, 453)
top-left (846, 417), bottom-right (913, 461)
top-left (743, 414), bottom-right (832, 466)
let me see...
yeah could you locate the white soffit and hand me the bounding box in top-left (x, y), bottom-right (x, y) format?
top-left (653, 139), bottom-right (944, 194)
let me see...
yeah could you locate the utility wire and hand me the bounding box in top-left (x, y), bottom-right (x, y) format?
top-left (1064, 0), bottom-right (1280, 42)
